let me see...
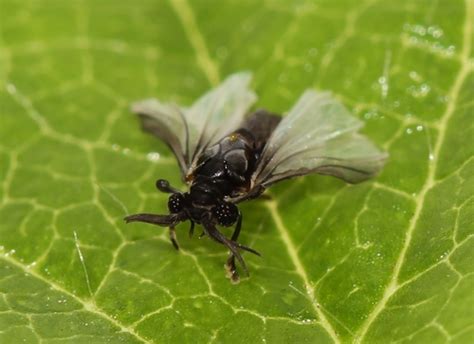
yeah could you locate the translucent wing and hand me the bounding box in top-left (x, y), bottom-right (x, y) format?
top-left (252, 90), bottom-right (387, 188)
top-left (131, 100), bottom-right (188, 173)
top-left (131, 72), bottom-right (257, 178)
top-left (184, 72), bottom-right (257, 172)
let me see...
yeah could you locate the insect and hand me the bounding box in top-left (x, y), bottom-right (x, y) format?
top-left (124, 72), bottom-right (387, 283)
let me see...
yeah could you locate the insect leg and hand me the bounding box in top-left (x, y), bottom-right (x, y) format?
top-left (231, 211), bottom-right (242, 241)
top-left (156, 179), bottom-right (180, 194)
top-left (169, 226), bottom-right (179, 250)
top-left (206, 225), bottom-right (249, 276)
top-left (188, 221), bottom-right (195, 238)
top-left (226, 211), bottom-right (242, 283)
top-left (124, 213), bottom-right (177, 226)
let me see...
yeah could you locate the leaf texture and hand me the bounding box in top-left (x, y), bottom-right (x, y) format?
top-left (0, 0), bottom-right (472, 343)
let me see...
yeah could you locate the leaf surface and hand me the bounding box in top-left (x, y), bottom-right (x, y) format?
top-left (0, 0), bottom-right (473, 343)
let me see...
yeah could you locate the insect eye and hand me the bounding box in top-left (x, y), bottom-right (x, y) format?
top-left (213, 202), bottom-right (238, 227)
top-left (168, 193), bottom-right (184, 213)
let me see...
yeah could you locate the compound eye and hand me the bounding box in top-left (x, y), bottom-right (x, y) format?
top-left (168, 193), bottom-right (184, 213)
top-left (213, 202), bottom-right (238, 227)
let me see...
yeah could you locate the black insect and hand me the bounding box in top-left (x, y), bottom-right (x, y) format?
top-left (124, 72), bottom-right (387, 283)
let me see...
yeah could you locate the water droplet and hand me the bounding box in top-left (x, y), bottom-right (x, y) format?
top-left (428, 25), bottom-right (443, 38)
top-left (416, 125), bottom-right (424, 131)
top-left (6, 84), bottom-right (17, 94)
top-left (409, 71), bottom-right (422, 82)
top-left (304, 63), bottom-right (313, 72)
top-left (376, 76), bottom-right (389, 98)
top-left (406, 128), bottom-right (413, 134)
top-left (146, 152), bottom-right (160, 162)
top-left (193, 300), bottom-right (203, 309)
top-left (308, 47), bottom-right (318, 57)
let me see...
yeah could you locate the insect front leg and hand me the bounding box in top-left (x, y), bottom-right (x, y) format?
top-left (226, 211), bottom-right (242, 283)
top-left (124, 213), bottom-right (178, 226)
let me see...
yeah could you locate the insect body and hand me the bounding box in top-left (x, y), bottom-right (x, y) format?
top-left (124, 72), bottom-right (387, 283)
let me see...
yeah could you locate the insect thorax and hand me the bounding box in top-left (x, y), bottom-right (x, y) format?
top-left (190, 130), bottom-right (258, 201)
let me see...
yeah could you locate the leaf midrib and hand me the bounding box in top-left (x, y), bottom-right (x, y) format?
top-left (355, 0), bottom-right (474, 341)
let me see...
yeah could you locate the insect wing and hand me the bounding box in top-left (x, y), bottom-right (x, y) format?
top-left (131, 99), bottom-right (188, 174)
top-left (252, 90), bottom-right (387, 187)
top-left (184, 72), bottom-right (257, 173)
top-left (132, 72), bottom-right (257, 179)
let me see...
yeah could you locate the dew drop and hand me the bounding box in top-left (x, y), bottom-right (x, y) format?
top-left (427, 25), bottom-right (443, 38)
top-left (6, 83), bottom-right (17, 94)
top-left (146, 152), bottom-right (160, 162)
top-left (193, 300), bottom-right (203, 309)
top-left (409, 71), bottom-right (422, 82)
top-left (416, 125), bottom-right (424, 131)
top-left (304, 63), bottom-right (313, 72)
top-left (406, 128), bottom-right (413, 134)
top-left (308, 47), bottom-right (318, 57)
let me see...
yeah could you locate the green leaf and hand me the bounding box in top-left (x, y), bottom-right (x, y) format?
top-left (0, 0), bottom-right (472, 343)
